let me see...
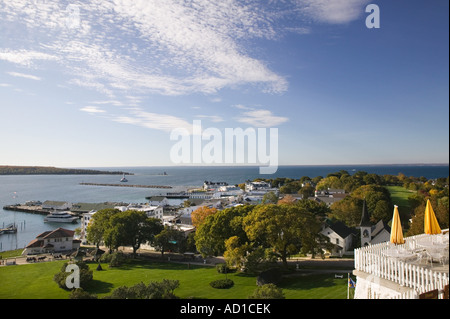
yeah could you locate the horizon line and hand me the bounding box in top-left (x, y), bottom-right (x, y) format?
top-left (2, 163), bottom-right (449, 169)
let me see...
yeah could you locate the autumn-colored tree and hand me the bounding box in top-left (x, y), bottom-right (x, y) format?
top-left (223, 236), bottom-right (250, 269)
top-left (191, 206), bottom-right (217, 228)
top-left (407, 197), bottom-right (449, 236)
top-left (194, 205), bottom-right (253, 257)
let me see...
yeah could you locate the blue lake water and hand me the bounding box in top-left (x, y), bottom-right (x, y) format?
top-left (1, 165), bottom-right (448, 252)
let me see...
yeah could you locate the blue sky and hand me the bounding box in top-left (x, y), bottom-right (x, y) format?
top-left (0, 0), bottom-right (448, 168)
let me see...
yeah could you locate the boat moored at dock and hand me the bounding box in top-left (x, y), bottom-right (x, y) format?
top-left (44, 211), bottom-right (79, 223)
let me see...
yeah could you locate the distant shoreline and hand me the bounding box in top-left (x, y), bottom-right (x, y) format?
top-left (0, 166), bottom-right (133, 176)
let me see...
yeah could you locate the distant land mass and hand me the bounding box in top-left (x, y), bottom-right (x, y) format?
top-left (0, 166), bottom-right (133, 176)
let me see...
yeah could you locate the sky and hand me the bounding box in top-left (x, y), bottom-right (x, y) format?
top-left (0, 0), bottom-right (448, 169)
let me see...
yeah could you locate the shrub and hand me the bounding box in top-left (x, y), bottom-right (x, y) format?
top-left (248, 284), bottom-right (285, 299)
top-left (104, 279), bottom-right (180, 299)
top-left (69, 288), bottom-right (97, 299)
top-left (100, 251), bottom-right (126, 267)
top-left (209, 279), bottom-right (234, 289)
top-left (215, 263), bottom-right (235, 274)
top-left (53, 261), bottom-right (93, 290)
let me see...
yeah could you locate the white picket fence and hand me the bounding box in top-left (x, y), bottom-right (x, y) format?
top-left (354, 230), bottom-right (449, 299)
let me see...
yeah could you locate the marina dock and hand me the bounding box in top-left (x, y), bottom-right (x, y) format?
top-left (3, 204), bottom-right (50, 215)
top-left (0, 224), bottom-right (17, 235)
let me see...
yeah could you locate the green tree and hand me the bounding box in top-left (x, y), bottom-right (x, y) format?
top-left (109, 210), bottom-right (163, 257)
top-left (262, 191), bottom-right (279, 204)
top-left (298, 184), bottom-right (315, 199)
top-left (352, 185), bottom-right (393, 223)
top-left (243, 203), bottom-right (318, 267)
top-left (330, 196), bottom-right (364, 227)
top-left (87, 208), bottom-right (120, 251)
top-left (153, 226), bottom-right (186, 257)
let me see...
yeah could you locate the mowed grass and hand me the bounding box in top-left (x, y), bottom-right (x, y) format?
top-left (0, 259), bottom-right (348, 299)
top-left (386, 186), bottom-right (415, 209)
top-left (386, 185), bottom-right (418, 224)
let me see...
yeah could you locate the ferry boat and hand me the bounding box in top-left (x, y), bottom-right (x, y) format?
top-left (44, 211), bottom-right (78, 223)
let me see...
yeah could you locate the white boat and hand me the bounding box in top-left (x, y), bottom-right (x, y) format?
top-left (120, 174), bottom-right (128, 183)
top-left (44, 211), bottom-right (78, 223)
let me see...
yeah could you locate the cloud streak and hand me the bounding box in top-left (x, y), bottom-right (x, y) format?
top-left (237, 109), bottom-right (289, 127)
top-left (7, 71), bottom-right (42, 81)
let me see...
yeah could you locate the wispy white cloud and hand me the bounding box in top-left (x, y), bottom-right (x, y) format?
top-left (0, 0), bottom-right (366, 134)
top-left (195, 115), bottom-right (225, 123)
top-left (91, 100), bottom-right (124, 107)
top-left (110, 109), bottom-right (193, 133)
top-left (0, 0), bottom-right (289, 98)
top-left (293, 0), bottom-right (371, 24)
top-left (7, 71), bottom-right (42, 81)
top-left (80, 106), bottom-right (106, 114)
top-left (237, 109), bottom-right (289, 127)
top-left (0, 49), bottom-right (58, 67)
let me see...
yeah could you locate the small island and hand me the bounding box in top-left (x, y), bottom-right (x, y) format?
top-left (0, 166), bottom-right (133, 176)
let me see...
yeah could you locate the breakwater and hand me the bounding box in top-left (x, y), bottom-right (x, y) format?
top-left (80, 182), bottom-right (173, 189)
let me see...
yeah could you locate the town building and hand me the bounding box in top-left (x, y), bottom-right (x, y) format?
top-left (147, 196), bottom-right (169, 207)
top-left (245, 180), bottom-right (271, 192)
top-left (42, 200), bottom-right (72, 211)
top-left (309, 188), bottom-right (347, 207)
top-left (22, 228), bottom-right (80, 255)
top-left (203, 181), bottom-right (228, 191)
top-left (320, 220), bottom-right (356, 257)
top-left (359, 199), bottom-right (391, 247)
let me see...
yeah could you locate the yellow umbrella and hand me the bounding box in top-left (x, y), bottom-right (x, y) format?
top-left (424, 199), bottom-right (441, 235)
top-left (390, 205), bottom-right (405, 245)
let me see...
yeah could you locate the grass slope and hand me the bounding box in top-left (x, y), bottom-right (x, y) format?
top-left (0, 259), bottom-right (348, 299)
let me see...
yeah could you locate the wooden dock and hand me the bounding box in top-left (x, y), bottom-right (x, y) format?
top-left (80, 182), bottom-right (172, 189)
top-left (0, 224), bottom-right (17, 235)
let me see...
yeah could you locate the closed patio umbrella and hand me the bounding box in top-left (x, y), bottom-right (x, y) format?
top-left (424, 199), bottom-right (441, 235)
top-left (390, 205), bottom-right (405, 245)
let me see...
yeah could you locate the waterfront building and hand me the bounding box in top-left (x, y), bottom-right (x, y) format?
top-left (80, 210), bottom-right (96, 244)
top-left (115, 204), bottom-right (163, 219)
top-left (203, 181), bottom-right (228, 191)
top-left (245, 180), bottom-right (271, 192)
top-left (42, 200), bottom-right (72, 211)
top-left (22, 228), bottom-right (80, 255)
top-left (147, 196), bottom-right (169, 207)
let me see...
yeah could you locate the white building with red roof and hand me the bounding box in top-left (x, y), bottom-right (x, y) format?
top-left (22, 228), bottom-right (81, 255)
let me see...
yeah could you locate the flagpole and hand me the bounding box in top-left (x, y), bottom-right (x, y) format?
top-left (347, 273), bottom-right (349, 299)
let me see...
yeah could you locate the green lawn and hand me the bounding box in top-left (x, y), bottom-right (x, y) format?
top-left (386, 186), bottom-right (415, 208)
top-left (0, 259), bottom-right (349, 299)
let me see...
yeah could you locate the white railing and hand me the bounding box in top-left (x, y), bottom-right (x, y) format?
top-left (354, 229), bottom-right (449, 299)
